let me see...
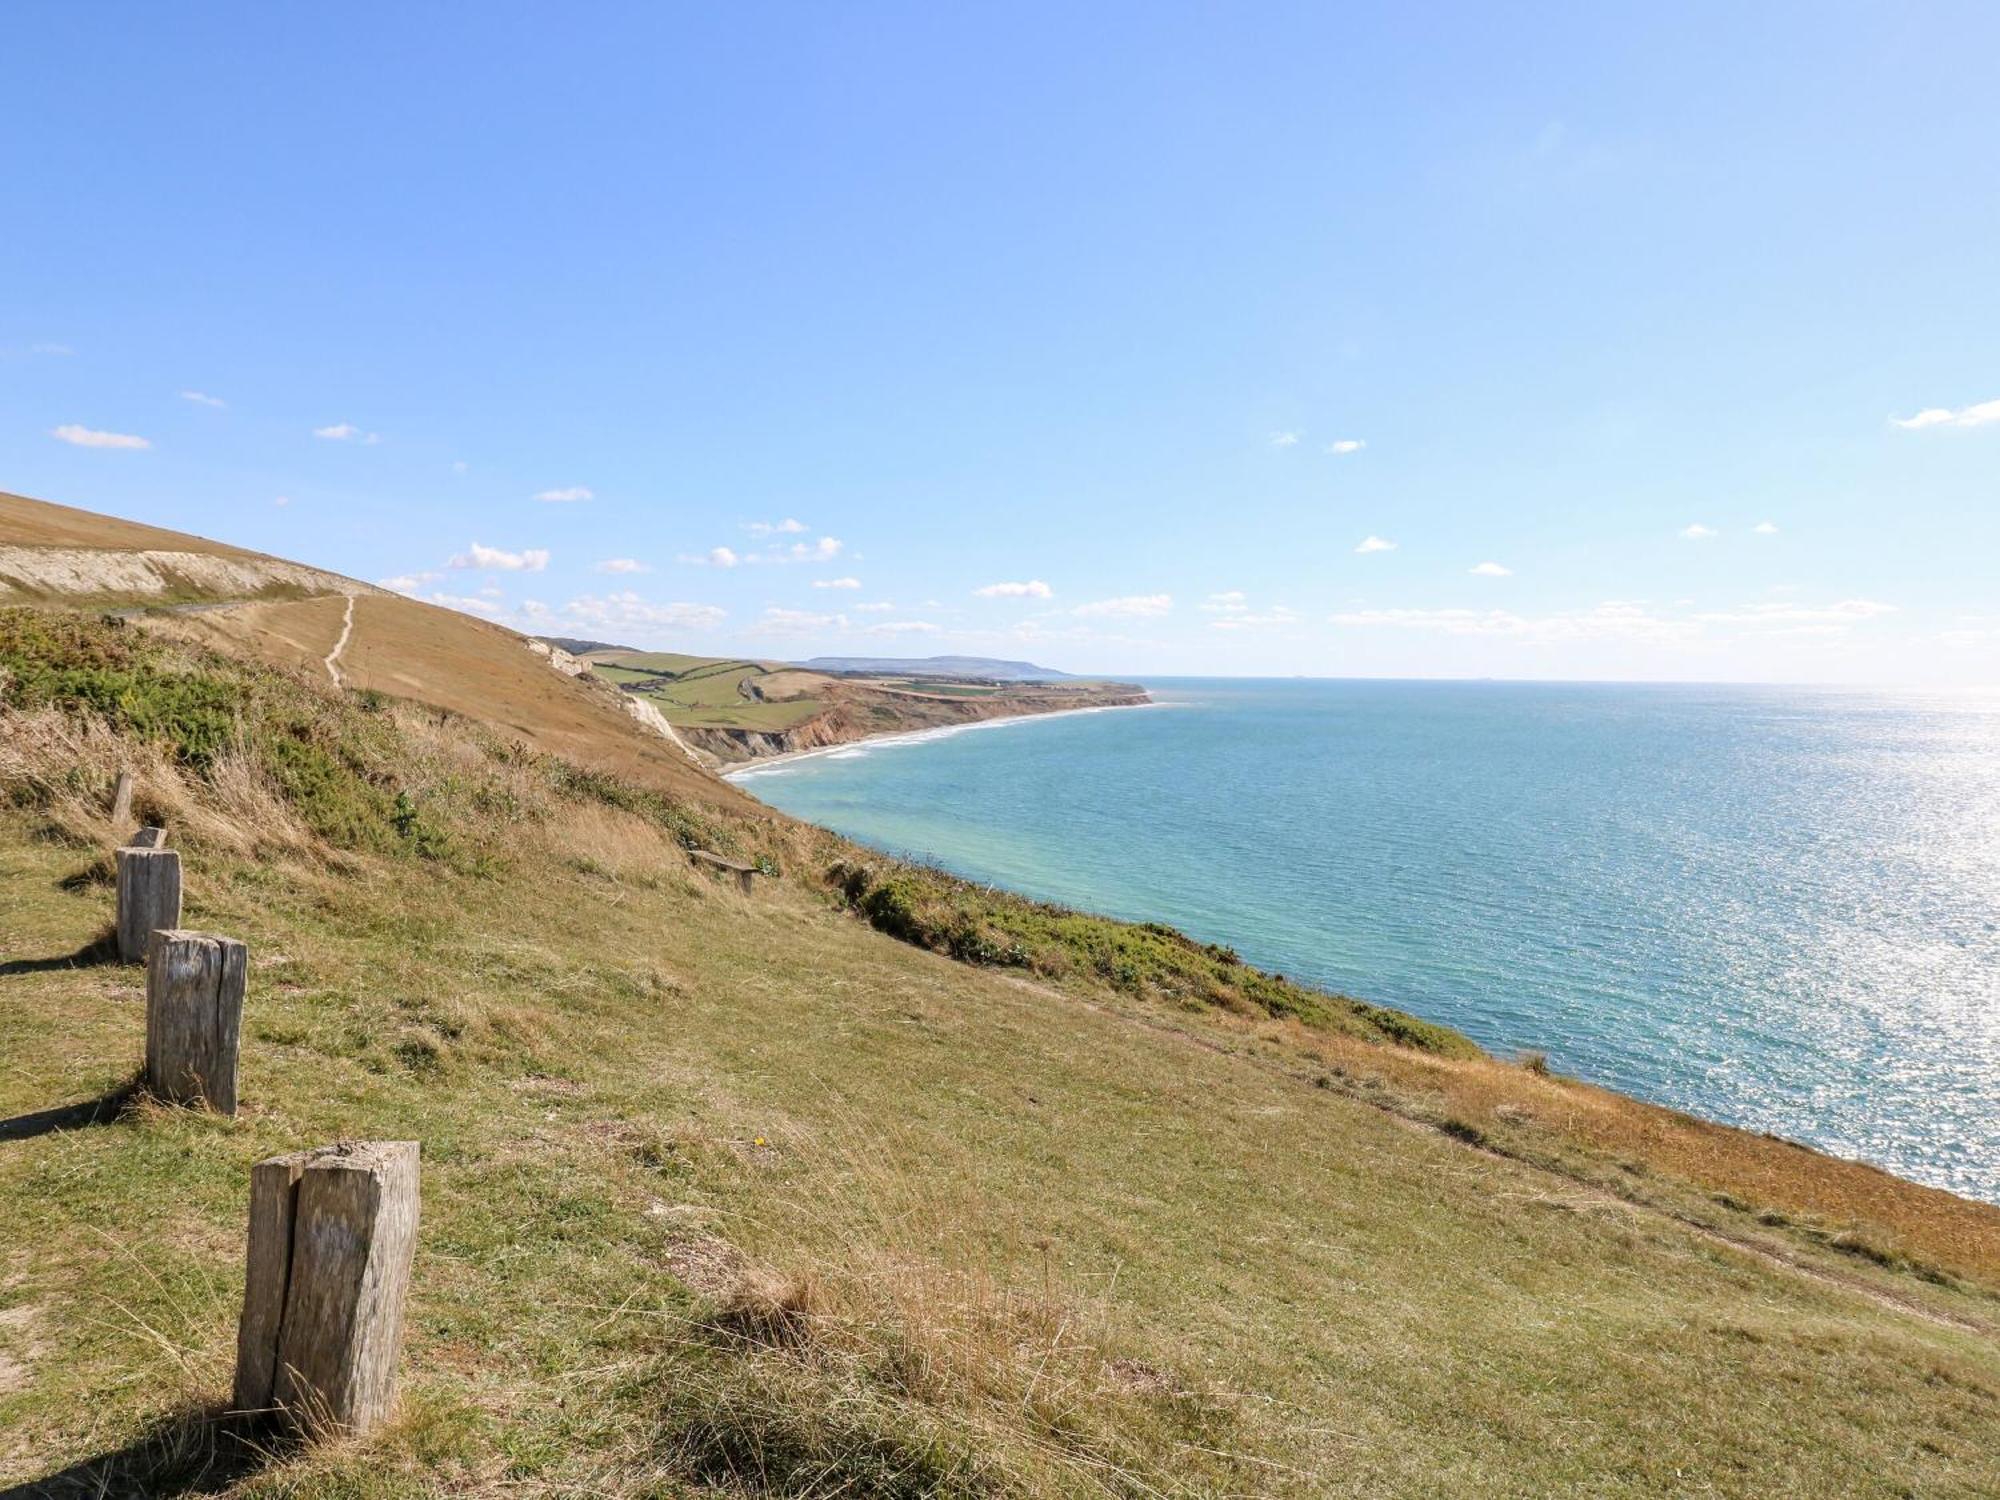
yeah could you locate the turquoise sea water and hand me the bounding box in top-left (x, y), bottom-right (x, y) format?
top-left (736, 680), bottom-right (2000, 1204)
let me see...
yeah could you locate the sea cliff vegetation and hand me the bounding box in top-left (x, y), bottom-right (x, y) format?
top-left (4, 606), bottom-right (1999, 1497)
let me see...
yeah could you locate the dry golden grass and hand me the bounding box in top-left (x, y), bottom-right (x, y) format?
top-left (1248, 1018), bottom-right (2000, 1290)
top-left (0, 489), bottom-right (263, 556)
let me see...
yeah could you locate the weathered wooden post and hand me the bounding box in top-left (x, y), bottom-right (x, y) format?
top-left (109, 769), bottom-right (135, 826)
top-left (144, 930), bottom-right (246, 1114)
top-left (115, 845), bottom-right (183, 963)
top-left (234, 1142), bottom-right (421, 1434)
top-left (128, 825), bottom-right (169, 849)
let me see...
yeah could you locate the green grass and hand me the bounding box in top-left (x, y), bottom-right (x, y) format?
top-left (5, 611), bottom-right (2000, 1497)
top-left (586, 654), bottom-right (824, 732)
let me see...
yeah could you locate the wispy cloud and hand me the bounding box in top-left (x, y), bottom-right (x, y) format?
top-left (1326, 439), bottom-right (1365, 455)
top-left (1209, 603), bottom-right (1302, 631)
top-left (1891, 398), bottom-right (2000, 430)
top-left (748, 518), bottom-right (809, 536)
top-left (1328, 597), bottom-right (1898, 645)
top-left (1468, 561), bottom-right (1512, 577)
top-left (448, 541), bottom-right (549, 572)
top-left (595, 557), bottom-right (650, 574)
top-left (854, 601), bottom-right (898, 613)
top-left (1680, 523), bottom-right (1718, 540)
top-left (563, 592), bottom-right (725, 631)
top-left (974, 580), bottom-right (1053, 599)
top-left (179, 390), bottom-right (226, 408)
top-left (813, 576), bottom-right (862, 590)
top-left (1752, 521), bottom-right (1779, 535)
top-left (756, 606), bottom-right (847, 635)
top-left (534, 486), bottom-right (594, 503)
top-left (314, 422), bottom-right (380, 443)
top-left (424, 591), bottom-right (504, 618)
top-left (1201, 591), bottom-right (1247, 613)
top-left (696, 546), bottom-right (741, 568)
top-left (866, 620), bottom-right (940, 634)
top-left (791, 536), bottom-right (843, 562)
top-left (1073, 593), bottom-right (1172, 618)
top-left (1269, 431), bottom-right (1301, 448)
top-left (1354, 535), bottom-right (1397, 554)
top-left (272, 495), bottom-right (292, 508)
top-left (51, 424), bottom-right (149, 449)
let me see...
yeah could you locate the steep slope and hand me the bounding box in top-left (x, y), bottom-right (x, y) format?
top-left (0, 490), bottom-right (743, 813)
top-left (2, 505), bottom-right (1998, 1496)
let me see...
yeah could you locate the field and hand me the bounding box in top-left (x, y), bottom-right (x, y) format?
top-left (585, 653), bottom-right (828, 732)
top-left (3, 605), bottom-right (1999, 1497)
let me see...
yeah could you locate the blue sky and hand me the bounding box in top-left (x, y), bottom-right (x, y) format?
top-left (4, 2), bottom-right (1996, 684)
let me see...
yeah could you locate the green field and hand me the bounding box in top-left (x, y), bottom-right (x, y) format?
top-left (589, 654), bottom-right (825, 731)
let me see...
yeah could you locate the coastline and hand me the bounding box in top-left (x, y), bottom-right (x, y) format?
top-left (723, 697), bottom-right (1164, 779)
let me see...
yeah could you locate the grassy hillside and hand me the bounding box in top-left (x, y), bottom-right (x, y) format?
top-left (4, 606), bottom-right (1998, 1497)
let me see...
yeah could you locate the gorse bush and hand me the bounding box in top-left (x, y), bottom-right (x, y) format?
top-left (824, 858), bottom-right (1477, 1056)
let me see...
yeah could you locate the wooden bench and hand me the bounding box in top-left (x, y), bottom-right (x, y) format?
top-left (689, 849), bottom-right (759, 894)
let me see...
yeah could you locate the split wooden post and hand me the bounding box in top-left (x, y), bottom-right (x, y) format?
top-left (127, 825), bottom-right (169, 849)
top-left (144, 930), bottom-right (246, 1114)
top-left (109, 770), bottom-right (135, 826)
top-left (234, 1142), bottom-right (421, 1434)
top-left (115, 846), bottom-right (182, 963)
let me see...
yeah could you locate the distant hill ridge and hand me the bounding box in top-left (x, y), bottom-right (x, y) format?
top-left (799, 654), bottom-right (1075, 681)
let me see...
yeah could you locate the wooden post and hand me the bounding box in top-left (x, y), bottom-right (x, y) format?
top-left (115, 846), bottom-right (182, 963)
top-left (128, 825), bottom-right (169, 849)
top-left (144, 930), bottom-right (246, 1114)
top-left (109, 770), bottom-right (134, 825)
top-left (234, 1142), bottom-right (421, 1435)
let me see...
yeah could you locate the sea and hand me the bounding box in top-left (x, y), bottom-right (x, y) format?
top-left (733, 680), bottom-right (2000, 1205)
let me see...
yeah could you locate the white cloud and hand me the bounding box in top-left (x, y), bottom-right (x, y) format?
top-left (1752, 521), bottom-right (1779, 535)
top-left (791, 536), bottom-right (844, 561)
top-left (708, 546), bottom-right (740, 568)
top-left (564, 592), bottom-right (725, 630)
top-left (423, 591), bottom-right (504, 618)
top-left (595, 557), bottom-right (650, 574)
top-left (1327, 596), bottom-right (1898, 646)
top-left (379, 574), bottom-right (428, 593)
top-left (1891, 399), bottom-right (2000, 430)
top-left (448, 541), bottom-right (550, 572)
top-left (1201, 590), bottom-right (1248, 614)
top-left (1073, 593), bottom-right (1172, 618)
top-left (1354, 535), bottom-right (1398, 554)
top-left (272, 495), bottom-right (292, 508)
top-left (854, 601), bottom-right (898, 613)
top-left (1468, 561), bottom-right (1513, 577)
top-left (313, 422), bottom-right (379, 443)
top-left (1209, 605), bottom-right (1302, 631)
top-left (865, 620), bottom-right (940, 634)
top-left (179, 390), bottom-right (226, 408)
top-left (451, 460), bottom-right (469, 474)
top-left (748, 518), bottom-right (810, 536)
top-left (534, 486), bottom-right (594, 503)
top-left (1269, 431), bottom-right (1300, 447)
top-left (1326, 439), bottom-right (1365, 455)
top-left (1680, 523), bottom-right (1718, 540)
top-left (975, 579), bottom-right (1053, 599)
top-left (51, 424), bottom-right (150, 449)
top-left (813, 576), bottom-right (862, 590)
top-left (756, 606), bottom-right (846, 635)
top-left (1693, 599), bottom-right (1898, 628)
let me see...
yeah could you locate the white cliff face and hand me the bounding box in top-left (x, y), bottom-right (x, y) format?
top-left (618, 688), bottom-right (706, 764)
top-left (524, 639), bottom-right (590, 678)
top-left (0, 546), bottom-right (373, 602)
